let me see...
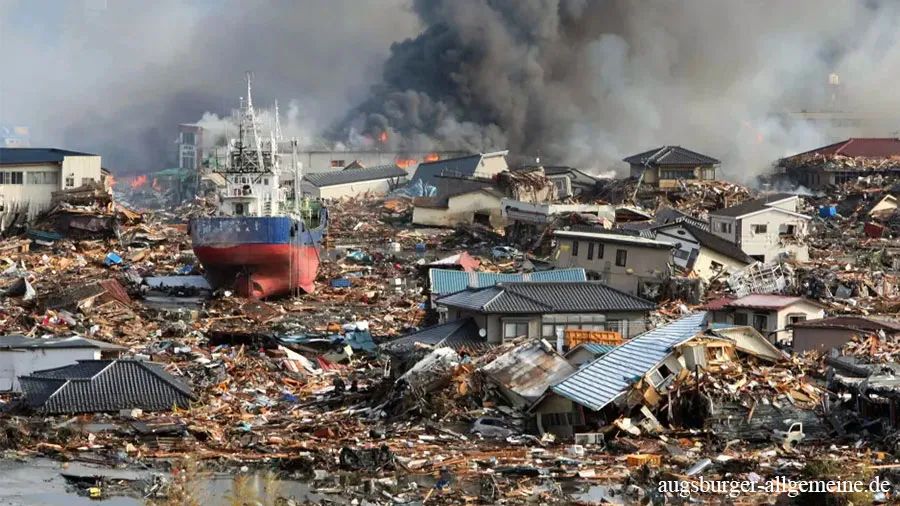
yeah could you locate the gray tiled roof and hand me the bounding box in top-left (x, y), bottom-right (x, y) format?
top-left (436, 281), bottom-right (656, 314)
top-left (708, 193), bottom-right (797, 218)
top-left (551, 312), bottom-right (708, 411)
top-left (0, 148), bottom-right (96, 165)
top-left (623, 146), bottom-right (720, 166)
top-left (411, 154), bottom-right (482, 188)
top-left (380, 318), bottom-right (486, 355)
top-left (20, 360), bottom-right (195, 414)
top-left (303, 165), bottom-right (407, 188)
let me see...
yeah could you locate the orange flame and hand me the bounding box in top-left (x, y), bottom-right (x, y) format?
top-left (424, 153), bottom-right (440, 162)
top-left (106, 175), bottom-right (117, 188)
top-left (378, 131), bottom-right (388, 143)
top-left (395, 158), bottom-right (417, 169)
top-left (130, 175), bottom-right (148, 189)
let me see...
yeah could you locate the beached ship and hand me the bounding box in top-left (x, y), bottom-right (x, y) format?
top-left (190, 76), bottom-right (327, 298)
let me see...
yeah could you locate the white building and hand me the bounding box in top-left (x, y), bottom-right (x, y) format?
top-left (653, 222), bottom-right (754, 281)
top-left (0, 148), bottom-right (103, 221)
top-left (301, 165), bottom-right (408, 200)
top-left (708, 193), bottom-right (810, 263)
top-left (0, 335), bottom-right (124, 392)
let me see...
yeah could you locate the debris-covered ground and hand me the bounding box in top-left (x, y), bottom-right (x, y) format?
top-left (2, 176), bottom-right (900, 504)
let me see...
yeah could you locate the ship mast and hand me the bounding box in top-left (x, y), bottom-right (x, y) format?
top-left (245, 72), bottom-right (266, 173)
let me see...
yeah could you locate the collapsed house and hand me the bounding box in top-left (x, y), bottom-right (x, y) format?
top-left (790, 315), bottom-right (900, 353)
top-left (301, 164), bottom-right (408, 200)
top-left (0, 335), bottom-right (125, 392)
top-left (653, 221), bottom-right (754, 281)
top-left (778, 137), bottom-right (900, 189)
top-left (703, 294), bottom-right (826, 342)
top-left (410, 151), bottom-right (509, 194)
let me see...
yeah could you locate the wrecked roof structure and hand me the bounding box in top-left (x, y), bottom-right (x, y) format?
top-left (480, 340), bottom-right (576, 407)
top-left (0, 335), bottom-right (125, 352)
top-left (303, 164), bottom-right (407, 188)
top-left (380, 318), bottom-right (485, 355)
top-left (429, 267), bottom-right (587, 297)
top-left (411, 150), bottom-right (509, 189)
top-left (654, 222), bottom-right (754, 264)
top-left (708, 193), bottom-right (798, 218)
top-left (622, 146), bottom-right (720, 167)
top-left (550, 312), bottom-right (708, 412)
top-left (20, 359), bottom-right (195, 414)
top-left (789, 315), bottom-right (900, 334)
top-left (725, 293), bottom-right (824, 310)
top-left (553, 230), bottom-right (675, 249)
top-left (436, 281), bottom-right (656, 314)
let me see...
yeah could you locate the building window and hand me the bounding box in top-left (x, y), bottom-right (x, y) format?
top-left (597, 243), bottom-right (604, 259)
top-left (65, 176), bottom-right (75, 187)
top-left (0, 171), bottom-right (23, 184)
top-left (710, 261), bottom-right (724, 270)
top-left (181, 132), bottom-right (195, 145)
top-left (81, 177), bottom-right (95, 186)
top-left (587, 242), bottom-right (594, 260)
top-left (752, 313), bottom-right (768, 332)
top-left (331, 160), bottom-right (345, 168)
top-left (660, 169), bottom-right (695, 180)
top-left (571, 240), bottom-right (579, 257)
top-left (27, 171), bottom-right (60, 185)
top-left (779, 224), bottom-right (796, 236)
top-left (734, 313), bottom-right (748, 326)
top-left (674, 249), bottom-right (691, 260)
top-left (717, 221), bottom-right (732, 233)
top-left (751, 224), bottom-right (767, 234)
top-left (503, 322), bottom-right (529, 339)
top-left (788, 314), bottom-right (806, 326)
top-left (234, 203), bottom-right (244, 215)
top-left (615, 249), bottom-right (627, 267)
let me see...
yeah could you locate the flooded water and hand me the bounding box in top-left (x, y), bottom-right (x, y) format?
top-left (0, 458), bottom-right (325, 506)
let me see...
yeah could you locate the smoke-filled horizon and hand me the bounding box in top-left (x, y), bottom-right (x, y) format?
top-left (3, 0), bottom-right (900, 182)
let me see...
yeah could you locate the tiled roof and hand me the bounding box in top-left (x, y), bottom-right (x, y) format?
top-left (20, 360), bottom-right (195, 414)
top-left (0, 335), bottom-right (124, 351)
top-left (622, 146), bottom-right (720, 166)
top-left (655, 223), bottom-right (753, 263)
top-left (429, 267), bottom-right (587, 297)
top-left (0, 148), bottom-right (96, 165)
top-left (708, 193), bottom-right (797, 218)
top-left (726, 294), bottom-right (821, 310)
top-left (553, 230), bottom-right (676, 249)
top-left (436, 281), bottom-right (656, 314)
top-left (380, 318), bottom-right (486, 354)
top-left (550, 312), bottom-right (708, 411)
top-left (304, 165), bottom-right (407, 188)
top-left (789, 138), bottom-right (900, 158)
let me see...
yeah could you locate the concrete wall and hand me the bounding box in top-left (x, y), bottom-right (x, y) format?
top-left (412, 191), bottom-right (504, 228)
top-left (302, 177), bottom-right (402, 200)
top-left (737, 209), bottom-right (809, 263)
top-left (709, 215), bottom-right (738, 243)
top-left (0, 155), bottom-right (101, 219)
top-left (792, 327), bottom-right (858, 353)
top-left (474, 154), bottom-right (508, 179)
top-left (0, 348), bottom-right (100, 392)
top-left (553, 237), bottom-right (672, 295)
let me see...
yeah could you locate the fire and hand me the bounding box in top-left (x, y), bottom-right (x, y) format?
top-left (130, 175), bottom-right (148, 189)
top-left (106, 175), bottom-right (117, 187)
top-left (152, 178), bottom-right (161, 191)
top-left (395, 158), bottom-right (417, 169)
top-left (424, 153), bottom-right (440, 162)
top-left (378, 131), bottom-right (388, 143)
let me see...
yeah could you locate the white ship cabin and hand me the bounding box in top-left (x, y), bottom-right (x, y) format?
top-left (220, 173), bottom-right (283, 216)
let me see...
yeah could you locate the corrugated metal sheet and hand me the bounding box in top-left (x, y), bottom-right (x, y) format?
top-left (551, 312), bottom-right (708, 412)
top-left (429, 268), bottom-right (587, 297)
top-left (481, 341), bottom-right (576, 406)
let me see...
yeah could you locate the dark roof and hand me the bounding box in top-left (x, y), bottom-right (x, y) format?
top-left (708, 193), bottom-right (797, 218)
top-left (436, 281), bottom-right (656, 314)
top-left (656, 223), bottom-right (753, 263)
top-left (787, 138), bottom-right (900, 159)
top-left (0, 148), bottom-right (96, 165)
top-left (622, 146), bottom-right (720, 167)
top-left (380, 318), bottom-right (485, 355)
top-left (303, 164), bottom-right (407, 188)
top-left (789, 316), bottom-right (900, 333)
top-left (20, 360), bottom-right (195, 414)
top-left (0, 335), bottom-right (124, 350)
top-left (411, 154), bottom-right (482, 188)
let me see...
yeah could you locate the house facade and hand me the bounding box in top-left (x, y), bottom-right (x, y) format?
top-left (436, 281), bottom-right (656, 344)
top-left (653, 222), bottom-right (753, 280)
top-left (708, 193), bottom-right (810, 263)
top-left (0, 335), bottom-right (124, 392)
top-left (411, 150), bottom-right (509, 192)
top-left (301, 165), bottom-right (408, 200)
top-left (412, 188), bottom-right (506, 228)
top-left (552, 230), bottom-right (674, 296)
top-left (703, 294), bottom-right (825, 342)
top-left (623, 146), bottom-right (719, 188)
top-left (790, 316), bottom-right (900, 353)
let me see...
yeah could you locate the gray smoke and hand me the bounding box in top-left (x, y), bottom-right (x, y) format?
top-left (0, 0), bottom-right (420, 172)
top-left (336, 0), bottom-right (900, 180)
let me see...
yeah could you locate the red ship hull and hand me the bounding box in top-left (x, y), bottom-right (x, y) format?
top-left (193, 243), bottom-right (320, 299)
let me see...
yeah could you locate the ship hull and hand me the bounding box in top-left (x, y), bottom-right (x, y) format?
top-left (190, 215), bottom-right (325, 299)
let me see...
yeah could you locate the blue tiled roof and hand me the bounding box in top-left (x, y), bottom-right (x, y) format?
top-left (429, 268), bottom-right (587, 297)
top-left (0, 148), bottom-right (96, 165)
top-left (551, 312), bottom-right (708, 412)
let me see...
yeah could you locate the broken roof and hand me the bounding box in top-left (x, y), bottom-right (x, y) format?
top-left (789, 315), bottom-right (900, 333)
top-left (553, 229), bottom-right (675, 249)
top-left (436, 281), bottom-right (656, 314)
top-left (0, 147), bottom-right (97, 165)
top-left (655, 222), bottom-right (754, 264)
top-left (708, 193), bottom-right (798, 218)
top-left (550, 312), bottom-right (709, 412)
top-left (725, 294), bottom-right (822, 310)
top-left (429, 267), bottom-right (587, 297)
top-left (303, 164), bottom-right (407, 188)
top-left (480, 340), bottom-right (576, 406)
top-left (413, 186), bottom-right (505, 209)
top-left (20, 359), bottom-right (195, 414)
top-left (622, 146), bottom-right (720, 166)
top-left (788, 138), bottom-right (900, 159)
top-left (380, 318), bottom-right (485, 355)
top-left (411, 151), bottom-right (507, 188)
top-left (0, 335), bottom-right (125, 351)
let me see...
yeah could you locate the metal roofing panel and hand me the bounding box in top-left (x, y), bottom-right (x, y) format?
top-left (0, 148), bottom-right (96, 165)
top-left (304, 165), bottom-right (407, 187)
top-left (429, 268), bottom-right (587, 297)
top-left (551, 312), bottom-right (708, 411)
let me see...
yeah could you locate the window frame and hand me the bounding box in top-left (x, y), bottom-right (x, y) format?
top-left (615, 249), bottom-right (627, 267)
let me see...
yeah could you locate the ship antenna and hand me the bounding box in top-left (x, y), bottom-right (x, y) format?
top-left (274, 100), bottom-right (283, 142)
top-left (245, 72), bottom-right (266, 174)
